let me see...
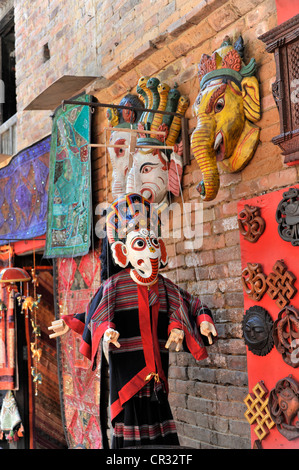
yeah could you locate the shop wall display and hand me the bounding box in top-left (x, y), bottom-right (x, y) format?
top-left (239, 184), bottom-right (299, 448)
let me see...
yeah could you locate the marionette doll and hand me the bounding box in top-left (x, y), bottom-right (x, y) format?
top-left (49, 193), bottom-right (217, 449)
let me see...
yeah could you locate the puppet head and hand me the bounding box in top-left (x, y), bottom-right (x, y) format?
top-left (126, 77), bottom-right (188, 206)
top-left (107, 94), bottom-right (144, 199)
top-left (106, 193), bottom-right (168, 286)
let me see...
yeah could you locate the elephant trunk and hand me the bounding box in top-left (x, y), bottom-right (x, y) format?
top-left (191, 113), bottom-right (219, 202)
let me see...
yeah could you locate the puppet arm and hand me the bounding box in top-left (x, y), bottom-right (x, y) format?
top-left (48, 319), bottom-right (69, 338)
top-left (199, 321), bottom-right (217, 345)
top-left (165, 328), bottom-right (184, 352)
top-left (104, 328), bottom-right (121, 348)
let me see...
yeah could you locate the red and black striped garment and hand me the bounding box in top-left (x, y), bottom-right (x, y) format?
top-left (63, 269), bottom-right (215, 448)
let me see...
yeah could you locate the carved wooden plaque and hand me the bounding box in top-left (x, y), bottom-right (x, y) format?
top-left (273, 305), bottom-right (299, 367)
top-left (269, 375), bottom-right (299, 441)
top-left (242, 263), bottom-right (268, 301)
top-left (238, 205), bottom-right (265, 243)
top-left (276, 187), bottom-right (299, 246)
top-left (259, 15), bottom-right (299, 165)
top-left (266, 260), bottom-right (297, 309)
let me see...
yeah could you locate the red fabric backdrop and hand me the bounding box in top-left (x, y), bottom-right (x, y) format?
top-left (239, 185), bottom-right (299, 449)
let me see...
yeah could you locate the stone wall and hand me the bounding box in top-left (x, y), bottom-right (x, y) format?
top-left (13, 0), bottom-right (297, 449)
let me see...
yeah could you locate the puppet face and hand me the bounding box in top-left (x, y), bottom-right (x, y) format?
top-left (111, 228), bottom-right (168, 286)
top-left (126, 148), bottom-right (169, 205)
top-left (108, 130), bottom-right (130, 198)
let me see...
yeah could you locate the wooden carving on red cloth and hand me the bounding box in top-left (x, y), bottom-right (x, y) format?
top-left (273, 305), bottom-right (299, 368)
top-left (269, 375), bottom-right (299, 441)
top-left (238, 205), bottom-right (265, 243)
top-left (238, 185), bottom-right (299, 449)
top-left (55, 251), bottom-right (103, 449)
top-left (241, 262), bottom-right (268, 302)
top-left (266, 260), bottom-right (297, 309)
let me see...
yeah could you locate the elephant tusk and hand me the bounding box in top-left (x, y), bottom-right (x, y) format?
top-left (214, 132), bottom-right (223, 150)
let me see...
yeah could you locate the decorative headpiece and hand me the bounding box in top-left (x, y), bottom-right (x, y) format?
top-left (197, 36), bottom-right (257, 91)
top-left (136, 77), bottom-right (189, 154)
top-left (106, 193), bottom-right (161, 244)
top-left (106, 93), bottom-right (144, 129)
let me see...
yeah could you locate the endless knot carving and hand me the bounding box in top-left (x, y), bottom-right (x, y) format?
top-left (266, 260), bottom-right (297, 309)
top-left (241, 263), bottom-right (268, 301)
top-left (273, 305), bottom-right (299, 368)
top-left (269, 375), bottom-right (299, 441)
top-left (244, 381), bottom-right (275, 441)
top-left (276, 187), bottom-right (299, 246)
top-left (238, 205), bottom-right (265, 243)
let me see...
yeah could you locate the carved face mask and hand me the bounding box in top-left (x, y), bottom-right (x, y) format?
top-left (126, 148), bottom-right (169, 205)
top-left (108, 130), bottom-right (131, 198)
top-left (111, 228), bottom-right (167, 286)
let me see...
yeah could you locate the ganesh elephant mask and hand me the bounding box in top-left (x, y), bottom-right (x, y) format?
top-left (191, 36), bottom-right (261, 202)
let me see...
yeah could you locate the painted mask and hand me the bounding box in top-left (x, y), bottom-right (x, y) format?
top-left (112, 227), bottom-right (167, 285)
top-left (108, 129), bottom-right (131, 198)
top-left (191, 36), bottom-right (261, 201)
top-left (106, 193), bottom-right (167, 286)
top-left (126, 148), bottom-right (169, 206)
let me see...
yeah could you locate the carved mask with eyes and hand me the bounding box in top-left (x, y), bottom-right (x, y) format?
top-left (108, 130), bottom-right (131, 198)
top-left (126, 148), bottom-right (169, 205)
top-left (111, 228), bottom-right (168, 286)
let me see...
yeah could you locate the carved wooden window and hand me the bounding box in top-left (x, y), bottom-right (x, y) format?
top-left (259, 14), bottom-right (299, 165)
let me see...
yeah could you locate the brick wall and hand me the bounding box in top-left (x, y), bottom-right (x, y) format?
top-left (14, 0), bottom-right (297, 449)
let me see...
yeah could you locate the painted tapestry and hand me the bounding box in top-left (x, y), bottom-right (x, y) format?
top-left (0, 136), bottom-right (50, 245)
top-left (55, 251), bottom-right (103, 449)
top-left (44, 94), bottom-right (93, 258)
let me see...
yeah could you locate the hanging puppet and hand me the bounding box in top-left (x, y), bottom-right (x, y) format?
top-left (49, 193), bottom-right (217, 449)
top-left (107, 78), bottom-right (189, 208)
top-left (106, 94), bottom-right (144, 199)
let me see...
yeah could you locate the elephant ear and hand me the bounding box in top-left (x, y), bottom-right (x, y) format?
top-left (241, 76), bottom-right (261, 123)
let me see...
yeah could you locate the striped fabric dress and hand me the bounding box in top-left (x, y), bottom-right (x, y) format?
top-left (64, 269), bottom-right (214, 449)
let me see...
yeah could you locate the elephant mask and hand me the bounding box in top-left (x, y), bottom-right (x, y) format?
top-left (191, 36), bottom-right (261, 202)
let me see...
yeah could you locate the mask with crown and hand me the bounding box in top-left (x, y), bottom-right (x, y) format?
top-left (107, 78), bottom-right (189, 207)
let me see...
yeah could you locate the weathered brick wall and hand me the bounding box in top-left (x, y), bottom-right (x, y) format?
top-left (14, 0), bottom-right (298, 449)
top-left (14, 0), bottom-right (98, 149)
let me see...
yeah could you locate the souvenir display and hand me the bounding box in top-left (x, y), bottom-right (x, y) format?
top-left (49, 193), bottom-right (217, 449)
top-left (50, 251), bottom-right (103, 449)
top-left (106, 78), bottom-right (188, 208)
top-left (191, 36), bottom-right (261, 201)
top-left (242, 306), bottom-right (274, 356)
top-left (44, 94), bottom-right (93, 259)
top-left (269, 375), bottom-right (299, 441)
top-left (239, 188), bottom-right (299, 449)
top-left (0, 266), bottom-right (31, 390)
top-left (273, 305), bottom-right (299, 368)
top-left (244, 381), bottom-right (275, 441)
top-left (241, 262), bottom-right (267, 302)
top-left (0, 135), bottom-right (50, 245)
top-left (266, 260), bottom-right (297, 309)
top-left (107, 94), bottom-right (144, 199)
top-left (0, 391), bottom-right (24, 442)
top-left (276, 187), bottom-right (299, 246)
top-left (238, 205), bottom-right (265, 243)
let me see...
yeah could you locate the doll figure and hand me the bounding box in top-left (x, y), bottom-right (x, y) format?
top-left (49, 193), bottom-right (217, 448)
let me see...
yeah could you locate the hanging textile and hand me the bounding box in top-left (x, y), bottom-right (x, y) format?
top-left (0, 390), bottom-right (24, 441)
top-left (44, 94), bottom-right (93, 258)
top-left (0, 286), bottom-right (17, 390)
top-left (0, 136), bottom-right (50, 245)
top-left (54, 251), bottom-right (103, 449)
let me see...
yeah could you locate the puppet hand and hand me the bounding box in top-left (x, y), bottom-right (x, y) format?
top-left (165, 328), bottom-right (184, 352)
top-left (48, 319), bottom-right (69, 339)
top-left (200, 321), bottom-right (217, 345)
top-left (104, 328), bottom-right (121, 348)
